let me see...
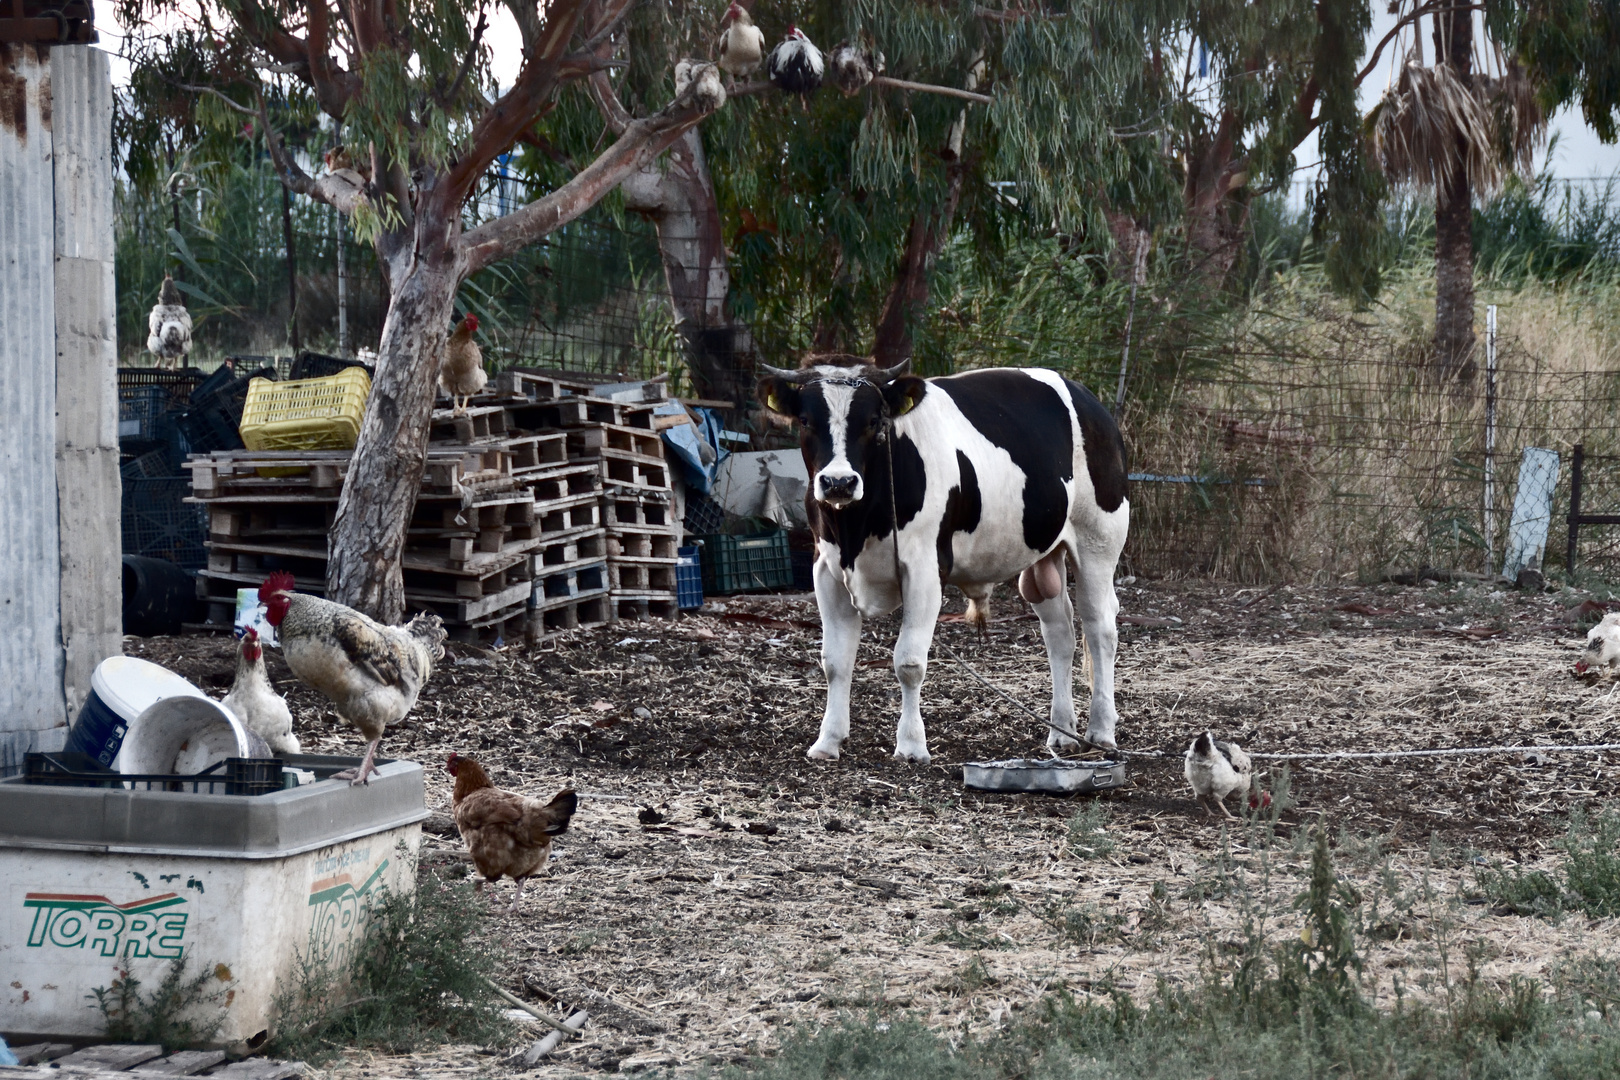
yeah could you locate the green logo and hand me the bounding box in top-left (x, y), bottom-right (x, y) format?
top-left (24, 892), bottom-right (188, 959)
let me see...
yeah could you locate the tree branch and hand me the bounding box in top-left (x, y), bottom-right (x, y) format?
top-left (587, 70), bottom-right (632, 135)
top-left (255, 92), bottom-right (371, 215)
top-left (442, 6), bottom-right (487, 107)
top-left (728, 75), bottom-right (992, 105)
top-left (178, 82), bottom-right (256, 114)
top-left (459, 85), bottom-right (722, 275)
top-left (1355, 1), bottom-right (1482, 87)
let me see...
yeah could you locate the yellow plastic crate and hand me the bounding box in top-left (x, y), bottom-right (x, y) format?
top-left (238, 368), bottom-right (371, 452)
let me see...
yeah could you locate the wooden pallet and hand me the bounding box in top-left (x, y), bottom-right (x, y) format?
top-left (534, 560), bottom-right (608, 602)
top-left (602, 487), bottom-right (676, 530)
top-left (186, 447), bottom-right (516, 500)
top-left (593, 449), bottom-right (669, 491)
top-left (535, 491), bottom-right (603, 535)
top-left (510, 395), bottom-right (654, 431)
top-left (610, 592), bottom-right (680, 621)
top-left (497, 367), bottom-right (603, 401)
top-left (529, 591), bottom-right (613, 639)
top-left (565, 423), bottom-right (662, 460)
top-left (606, 528), bottom-right (679, 560)
top-left (509, 432), bottom-right (569, 475)
top-left (451, 601), bottom-right (530, 645)
top-left (429, 404), bottom-right (510, 443)
top-left (607, 558), bottom-right (678, 592)
top-left (533, 528), bottom-right (607, 569)
top-left (523, 461), bottom-right (603, 502)
top-left (2, 1041), bottom-right (307, 1078)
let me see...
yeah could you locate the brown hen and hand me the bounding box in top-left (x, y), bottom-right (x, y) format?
top-left (447, 753), bottom-right (577, 913)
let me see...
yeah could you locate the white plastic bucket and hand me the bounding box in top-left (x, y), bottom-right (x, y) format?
top-left (64, 657), bottom-right (211, 769)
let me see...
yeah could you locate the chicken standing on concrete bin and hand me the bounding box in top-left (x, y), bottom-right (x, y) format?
top-left (220, 628), bottom-right (300, 755)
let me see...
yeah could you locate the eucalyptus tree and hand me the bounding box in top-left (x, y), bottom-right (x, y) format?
top-left (117, 0), bottom-right (729, 620)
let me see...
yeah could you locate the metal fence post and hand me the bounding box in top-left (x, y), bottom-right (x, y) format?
top-left (1483, 304), bottom-right (1498, 574)
top-left (1568, 442), bottom-right (1584, 578)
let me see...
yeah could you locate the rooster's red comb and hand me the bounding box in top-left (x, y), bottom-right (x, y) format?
top-left (243, 627), bottom-right (258, 641)
top-left (260, 571), bottom-right (296, 598)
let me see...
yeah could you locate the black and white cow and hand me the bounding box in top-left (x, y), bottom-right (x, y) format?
top-left (757, 356), bottom-right (1130, 764)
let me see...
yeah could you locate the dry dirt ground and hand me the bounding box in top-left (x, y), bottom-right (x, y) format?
top-left (128, 577), bottom-right (1620, 1076)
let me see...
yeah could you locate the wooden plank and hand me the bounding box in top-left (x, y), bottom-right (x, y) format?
top-left (206, 1062), bottom-right (309, 1080)
top-left (132, 1050), bottom-right (228, 1075)
top-left (54, 1046), bottom-right (164, 1071)
top-left (7, 1045), bottom-right (73, 1067)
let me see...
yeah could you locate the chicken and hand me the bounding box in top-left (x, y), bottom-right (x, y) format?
top-left (447, 753), bottom-right (578, 913)
top-left (1577, 612), bottom-right (1620, 695)
top-left (220, 628), bottom-right (301, 755)
top-left (258, 571), bottom-right (446, 786)
top-left (827, 42), bottom-right (882, 95)
top-left (716, 2), bottom-right (765, 77)
top-left (437, 313), bottom-right (486, 417)
top-left (146, 275), bottom-right (193, 370)
top-left (674, 59), bottom-right (727, 110)
top-left (1184, 731), bottom-right (1254, 819)
top-left (767, 25), bottom-right (823, 98)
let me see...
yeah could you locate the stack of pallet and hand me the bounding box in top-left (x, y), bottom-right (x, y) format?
top-left (500, 371), bottom-right (680, 623)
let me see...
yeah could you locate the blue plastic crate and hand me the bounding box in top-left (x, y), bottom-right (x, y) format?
top-left (677, 546), bottom-right (704, 609)
top-left (121, 477), bottom-right (208, 570)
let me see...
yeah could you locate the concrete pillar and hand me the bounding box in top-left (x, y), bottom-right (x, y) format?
top-left (0, 43), bottom-right (119, 773)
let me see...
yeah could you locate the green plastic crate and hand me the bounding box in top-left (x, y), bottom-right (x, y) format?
top-left (697, 530), bottom-right (793, 595)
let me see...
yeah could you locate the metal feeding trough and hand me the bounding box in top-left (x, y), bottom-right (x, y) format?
top-left (963, 757), bottom-right (1128, 795)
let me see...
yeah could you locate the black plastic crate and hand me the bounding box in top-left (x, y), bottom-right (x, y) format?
top-left (189, 362), bottom-right (243, 405)
top-left (118, 384), bottom-right (180, 440)
top-left (684, 491), bottom-right (727, 535)
top-left (176, 402), bottom-right (245, 453)
top-left (122, 477), bottom-right (208, 569)
top-left (120, 449), bottom-right (175, 480)
top-left (696, 530), bottom-right (794, 595)
top-left (24, 752), bottom-right (284, 796)
top-left (291, 351), bottom-right (376, 381)
top-left (118, 366), bottom-right (207, 399)
top-left (677, 545), bottom-right (704, 609)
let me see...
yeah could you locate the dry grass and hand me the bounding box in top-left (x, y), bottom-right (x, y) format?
top-left (1122, 271), bottom-right (1620, 582)
top-left (126, 574), bottom-right (1620, 1074)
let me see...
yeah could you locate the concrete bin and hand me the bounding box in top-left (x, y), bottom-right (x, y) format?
top-left (0, 755), bottom-right (427, 1044)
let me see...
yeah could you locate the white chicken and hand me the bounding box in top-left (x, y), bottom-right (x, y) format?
top-left (674, 59), bottom-right (727, 110)
top-left (716, 2), bottom-right (765, 78)
top-left (767, 25), bottom-right (823, 98)
top-left (146, 275), bottom-right (193, 369)
top-left (1577, 612), bottom-right (1620, 695)
top-left (220, 628), bottom-right (301, 755)
top-left (1184, 731), bottom-right (1254, 819)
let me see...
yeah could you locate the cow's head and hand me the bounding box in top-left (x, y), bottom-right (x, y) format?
top-left (757, 358), bottom-right (926, 509)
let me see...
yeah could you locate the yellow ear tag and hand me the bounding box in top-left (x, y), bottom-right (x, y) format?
top-left (896, 395), bottom-right (916, 417)
top-left (767, 393), bottom-right (781, 413)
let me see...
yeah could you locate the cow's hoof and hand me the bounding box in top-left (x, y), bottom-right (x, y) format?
top-left (807, 742), bottom-right (841, 761)
top-left (1047, 731), bottom-right (1082, 754)
top-left (1085, 732), bottom-right (1119, 754)
top-left (892, 746), bottom-right (932, 764)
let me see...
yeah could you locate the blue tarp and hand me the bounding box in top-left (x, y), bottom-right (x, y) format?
top-left (660, 403), bottom-right (727, 495)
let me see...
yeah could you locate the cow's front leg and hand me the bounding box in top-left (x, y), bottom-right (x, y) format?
top-left (1072, 555), bottom-right (1122, 752)
top-left (892, 574), bottom-right (943, 763)
top-left (1030, 564), bottom-right (1082, 755)
top-left (810, 557), bottom-right (862, 760)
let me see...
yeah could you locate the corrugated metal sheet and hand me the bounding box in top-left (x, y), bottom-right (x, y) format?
top-left (0, 42), bottom-right (67, 759)
top-left (53, 44), bottom-right (121, 719)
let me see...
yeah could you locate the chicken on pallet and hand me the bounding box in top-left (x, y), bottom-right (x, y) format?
top-left (438, 313), bottom-right (487, 417)
top-left (147, 275), bottom-right (193, 370)
top-left (259, 572), bottom-right (446, 786)
top-left (448, 753), bottom-right (578, 914)
top-left (220, 628), bottom-right (300, 755)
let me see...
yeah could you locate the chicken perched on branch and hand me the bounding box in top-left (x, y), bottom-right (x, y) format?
top-left (767, 26), bottom-right (823, 98)
top-left (146, 276), bottom-right (193, 370)
top-left (259, 571), bottom-right (446, 786)
top-left (1184, 731), bottom-right (1254, 819)
top-left (220, 629), bottom-right (300, 755)
top-left (674, 60), bottom-right (727, 111)
top-left (448, 753), bottom-right (578, 914)
top-left (716, 2), bottom-right (764, 78)
top-left (828, 42), bottom-right (883, 95)
top-left (437, 313), bottom-right (486, 416)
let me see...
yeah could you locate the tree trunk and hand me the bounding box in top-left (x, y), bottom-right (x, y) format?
top-left (621, 129), bottom-right (750, 406)
top-left (871, 166), bottom-right (967, 366)
top-left (1432, 6), bottom-right (1475, 383)
top-left (325, 229), bottom-right (456, 621)
top-left (281, 182), bottom-right (301, 352)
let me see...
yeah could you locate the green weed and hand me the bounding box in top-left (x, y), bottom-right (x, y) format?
top-left (90, 958), bottom-right (231, 1047)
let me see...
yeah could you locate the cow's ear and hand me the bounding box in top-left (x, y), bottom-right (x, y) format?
top-left (757, 377), bottom-right (801, 419)
top-left (885, 375), bottom-right (926, 417)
